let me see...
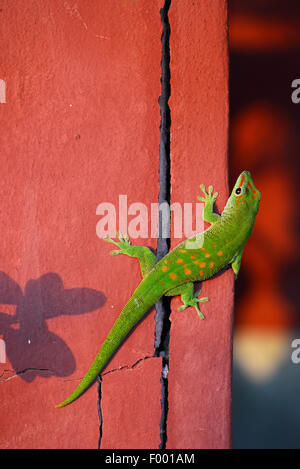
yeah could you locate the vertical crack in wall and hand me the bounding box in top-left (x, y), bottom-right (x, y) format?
top-left (97, 376), bottom-right (103, 449)
top-left (155, 0), bottom-right (171, 450)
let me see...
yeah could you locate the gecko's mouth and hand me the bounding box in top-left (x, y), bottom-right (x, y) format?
top-left (242, 170), bottom-right (251, 177)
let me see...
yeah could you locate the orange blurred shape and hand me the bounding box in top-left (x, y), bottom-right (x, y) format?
top-left (235, 282), bottom-right (293, 330)
top-left (230, 14), bottom-right (300, 51)
top-left (252, 170), bottom-right (298, 258)
top-left (234, 168), bottom-right (297, 331)
top-left (236, 241), bottom-right (293, 331)
top-left (231, 103), bottom-right (290, 168)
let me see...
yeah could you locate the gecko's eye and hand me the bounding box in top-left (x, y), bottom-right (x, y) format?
top-left (235, 188), bottom-right (242, 195)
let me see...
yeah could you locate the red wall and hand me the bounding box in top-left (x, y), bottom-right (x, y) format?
top-left (168, 1), bottom-right (231, 449)
top-left (0, 0), bottom-right (229, 449)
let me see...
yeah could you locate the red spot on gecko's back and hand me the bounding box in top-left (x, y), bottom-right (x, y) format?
top-left (199, 246), bottom-right (210, 257)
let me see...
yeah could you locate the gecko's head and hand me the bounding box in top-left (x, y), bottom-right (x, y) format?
top-left (226, 171), bottom-right (261, 216)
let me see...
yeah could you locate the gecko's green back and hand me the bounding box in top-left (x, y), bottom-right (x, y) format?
top-left (57, 171), bottom-right (260, 408)
top-left (155, 222), bottom-right (239, 285)
top-left (153, 171), bottom-right (260, 285)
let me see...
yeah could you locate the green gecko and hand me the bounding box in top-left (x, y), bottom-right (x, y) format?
top-left (56, 170), bottom-right (260, 408)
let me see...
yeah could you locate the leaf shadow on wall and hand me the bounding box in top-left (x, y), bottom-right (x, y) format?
top-left (0, 271), bottom-right (106, 382)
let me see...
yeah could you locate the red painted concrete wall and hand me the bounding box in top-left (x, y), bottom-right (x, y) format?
top-left (167, 0), bottom-right (231, 449)
top-left (0, 1), bottom-right (229, 449)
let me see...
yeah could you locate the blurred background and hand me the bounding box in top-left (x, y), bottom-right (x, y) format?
top-left (229, 0), bottom-right (300, 448)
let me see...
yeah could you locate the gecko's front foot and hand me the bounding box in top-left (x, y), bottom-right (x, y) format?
top-left (104, 231), bottom-right (132, 256)
top-left (198, 184), bottom-right (218, 204)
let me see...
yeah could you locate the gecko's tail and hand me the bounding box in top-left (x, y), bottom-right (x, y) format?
top-left (56, 276), bottom-right (164, 408)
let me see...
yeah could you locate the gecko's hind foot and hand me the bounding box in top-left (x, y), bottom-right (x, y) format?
top-left (178, 290), bottom-right (209, 320)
